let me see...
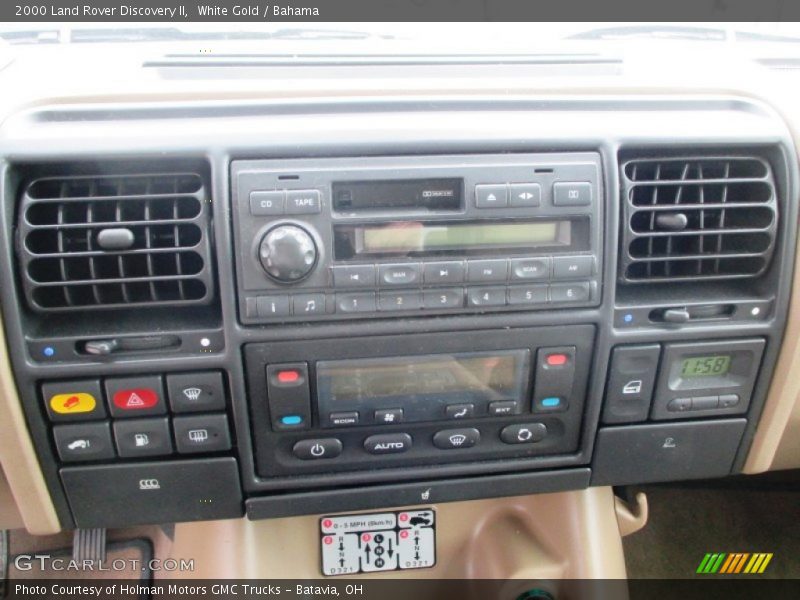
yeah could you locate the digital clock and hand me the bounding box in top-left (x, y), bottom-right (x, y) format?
top-left (680, 355), bottom-right (732, 378)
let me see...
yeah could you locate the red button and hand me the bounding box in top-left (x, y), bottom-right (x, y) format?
top-left (546, 353), bottom-right (568, 366)
top-left (112, 388), bottom-right (159, 410)
top-left (277, 370), bottom-right (300, 384)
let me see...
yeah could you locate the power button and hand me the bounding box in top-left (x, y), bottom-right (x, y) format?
top-left (292, 438), bottom-right (342, 460)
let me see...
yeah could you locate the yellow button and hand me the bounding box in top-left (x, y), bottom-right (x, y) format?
top-left (49, 392), bottom-right (97, 415)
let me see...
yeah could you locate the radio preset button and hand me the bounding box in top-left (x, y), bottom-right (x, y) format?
top-left (257, 295), bottom-right (291, 317)
top-left (329, 411), bottom-right (360, 427)
top-left (293, 438), bottom-right (342, 460)
top-left (475, 184), bottom-right (508, 208)
top-left (336, 293), bottom-right (377, 313)
top-left (423, 261), bottom-right (464, 284)
top-left (550, 282), bottom-right (591, 303)
top-left (374, 408), bottom-right (404, 424)
top-left (553, 256), bottom-right (594, 279)
top-left (488, 400), bottom-right (520, 416)
top-left (379, 291), bottom-right (422, 311)
top-left (719, 394), bottom-right (740, 408)
top-left (509, 183), bottom-right (542, 207)
top-left (285, 189), bottom-right (321, 214)
top-left (510, 257), bottom-right (550, 281)
top-left (423, 289), bottom-right (464, 309)
top-left (364, 433), bottom-right (413, 455)
top-left (500, 423), bottom-right (547, 445)
top-left (379, 263), bottom-right (420, 286)
top-left (249, 190), bottom-right (285, 216)
top-left (468, 260), bottom-right (509, 282)
top-left (445, 403), bottom-right (475, 420)
top-left (467, 287), bottom-right (507, 307)
top-left (508, 285), bottom-right (548, 305)
top-left (433, 428), bottom-right (480, 450)
top-left (553, 182), bottom-right (592, 206)
top-left (332, 265), bottom-right (376, 288)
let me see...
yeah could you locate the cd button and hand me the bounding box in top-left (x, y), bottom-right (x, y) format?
top-left (293, 438), bottom-right (342, 460)
top-left (433, 428), bottom-right (480, 450)
top-left (285, 189), bottom-right (321, 214)
top-left (552, 256), bottom-right (594, 279)
top-left (467, 259), bottom-right (509, 282)
top-left (379, 263), bottom-right (421, 286)
top-left (500, 423), bottom-right (547, 445)
top-left (550, 282), bottom-right (591, 303)
top-left (336, 293), bottom-right (377, 313)
top-left (249, 191), bottom-right (285, 216)
top-left (423, 261), bottom-right (464, 284)
top-left (467, 287), bottom-right (507, 307)
top-left (475, 184), bottom-right (508, 208)
top-left (511, 257), bottom-right (551, 280)
top-left (332, 265), bottom-right (376, 288)
top-left (423, 288), bottom-right (464, 309)
top-left (378, 291), bottom-right (422, 311)
top-left (364, 433), bottom-right (412, 455)
top-left (509, 183), bottom-right (541, 207)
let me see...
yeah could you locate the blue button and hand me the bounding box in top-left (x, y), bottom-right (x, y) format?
top-left (280, 415), bottom-right (304, 426)
top-left (541, 397), bottom-right (562, 408)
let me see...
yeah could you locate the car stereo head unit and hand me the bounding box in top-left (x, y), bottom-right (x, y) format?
top-left (232, 153), bottom-right (603, 324)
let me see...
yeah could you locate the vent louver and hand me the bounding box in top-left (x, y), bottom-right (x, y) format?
top-left (620, 155), bottom-right (778, 282)
top-left (18, 172), bottom-right (213, 311)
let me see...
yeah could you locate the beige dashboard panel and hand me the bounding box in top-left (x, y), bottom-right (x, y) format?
top-left (0, 318), bottom-right (60, 534)
top-left (164, 487), bottom-right (627, 584)
top-left (744, 228), bottom-right (800, 473)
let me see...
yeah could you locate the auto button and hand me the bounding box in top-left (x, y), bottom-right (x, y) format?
top-left (364, 433), bottom-right (412, 455)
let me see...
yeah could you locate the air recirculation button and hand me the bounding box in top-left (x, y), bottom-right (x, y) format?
top-left (258, 224), bottom-right (318, 283)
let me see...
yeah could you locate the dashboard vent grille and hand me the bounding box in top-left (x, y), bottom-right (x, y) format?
top-left (620, 156), bottom-right (778, 282)
top-left (18, 172), bottom-right (214, 311)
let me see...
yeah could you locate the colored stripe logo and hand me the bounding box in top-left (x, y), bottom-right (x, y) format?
top-left (697, 553), bottom-right (773, 574)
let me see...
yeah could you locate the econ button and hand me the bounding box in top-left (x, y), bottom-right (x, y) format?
top-left (43, 379), bottom-right (106, 422)
top-left (293, 438), bottom-right (342, 460)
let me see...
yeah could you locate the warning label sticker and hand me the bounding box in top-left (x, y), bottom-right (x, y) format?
top-left (320, 509), bottom-right (436, 576)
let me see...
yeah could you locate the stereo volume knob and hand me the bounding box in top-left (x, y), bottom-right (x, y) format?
top-left (258, 224), bottom-right (317, 283)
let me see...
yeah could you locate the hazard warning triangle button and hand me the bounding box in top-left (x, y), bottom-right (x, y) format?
top-left (106, 377), bottom-right (165, 417)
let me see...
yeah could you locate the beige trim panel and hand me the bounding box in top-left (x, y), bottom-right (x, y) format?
top-left (164, 487), bottom-right (627, 582)
top-left (0, 318), bottom-right (60, 534)
top-left (744, 230), bottom-right (800, 473)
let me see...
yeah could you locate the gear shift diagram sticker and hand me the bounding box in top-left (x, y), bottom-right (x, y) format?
top-left (320, 509), bottom-right (436, 575)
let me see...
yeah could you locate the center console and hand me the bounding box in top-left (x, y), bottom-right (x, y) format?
top-left (0, 99), bottom-right (796, 531)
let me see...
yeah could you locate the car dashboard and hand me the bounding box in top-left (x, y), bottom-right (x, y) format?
top-left (0, 42), bottom-right (800, 581)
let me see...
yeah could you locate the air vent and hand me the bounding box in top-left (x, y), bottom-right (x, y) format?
top-left (620, 155), bottom-right (778, 282)
top-left (18, 172), bottom-right (214, 311)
